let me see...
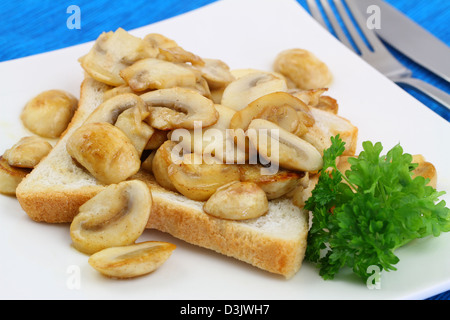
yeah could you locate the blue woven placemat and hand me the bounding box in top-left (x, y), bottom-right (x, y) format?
top-left (0, 0), bottom-right (448, 300)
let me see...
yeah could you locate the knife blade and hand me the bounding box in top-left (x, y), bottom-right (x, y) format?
top-left (351, 0), bottom-right (450, 83)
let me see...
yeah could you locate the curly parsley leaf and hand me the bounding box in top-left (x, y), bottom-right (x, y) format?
top-left (305, 135), bottom-right (450, 282)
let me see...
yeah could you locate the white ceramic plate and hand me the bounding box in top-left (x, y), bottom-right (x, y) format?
top-left (0, 0), bottom-right (449, 300)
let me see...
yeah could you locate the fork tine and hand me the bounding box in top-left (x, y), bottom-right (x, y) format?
top-left (318, 0), bottom-right (354, 50)
top-left (307, 0), bottom-right (354, 50)
top-left (332, 0), bottom-right (372, 56)
top-left (335, 0), bottom-right (386, 50)
top-left (309, 0), bottom-right (414, 81)
top-left (306, 0), bottom-right (327, 29)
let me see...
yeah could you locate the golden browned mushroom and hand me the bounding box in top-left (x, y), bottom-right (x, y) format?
top-left (151, 140), bottom-right (180, 192)
top-left (291, 173), bottom-right (320, 208)
top-left (290, 88), bottom-right (339, 114)
top-left (88, 241), bottom-right (176, 279)
top-left (195, 58), bottom-right (235, 90)
top-left (66, 122), bottom-right (141, 185)
top-left (144, 129), bottom-right (168, 150)
top-left (238, 164), bottom-right (305, 200)
top-left (167, 153), bottom-right (240, 201)
top-left (79, 28), bottom-right (157, 86)
top-left (229, 91), bottom-right (314, 136)
top-left (141, 87), bottom-right (218, 130)
top-left (273, 48), bottom-right (332, 90)
top-left (158, 46), bottom-right (204, 66)
top-left (21, 89), bottom-right (78, 138)
top-left (85, 93), bottom-right (146, 125)
top-left (0, 156), bottom-right (30, 196)
top-left (411, 155), bottom-right (437, 188)
top-left (203, 181), bottom-right (269, 220)
top-left (70, 180), bottom-right (152, 255)
top-left (3, 136), bottom-right (52, 169)
top-left (120, 58), bottom-right (198, 92)
top-left (221, 71), bottom-right (288, 111)
top-left (114, 106), bottom-right (154, 156)
top-left (143, 33), bottom-right (178, 50)
top-left (170, 104), bottom-right (247, 164)
top-left (247, 119), bottom-right (323, 172)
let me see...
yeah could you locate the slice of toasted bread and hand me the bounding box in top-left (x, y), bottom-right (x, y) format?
top-left (16, 76), bottom-right (309, 278)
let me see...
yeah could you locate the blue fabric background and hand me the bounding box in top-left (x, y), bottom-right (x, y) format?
top-left (0, 0), bottom-right (448, 299)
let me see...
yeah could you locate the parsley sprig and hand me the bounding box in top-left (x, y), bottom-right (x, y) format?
top-left (305, 135), bottom-right (450, 282)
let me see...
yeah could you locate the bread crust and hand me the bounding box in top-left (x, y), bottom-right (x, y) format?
top-left (17, 187), bottom-right (104, 223)
top-left (149, 204), bottom-right (307, 278)
top-left (149, 196), bottom-right (307, 278)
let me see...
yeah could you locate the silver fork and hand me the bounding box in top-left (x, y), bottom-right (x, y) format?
top-left (306, 0), bottom-right (450, 111)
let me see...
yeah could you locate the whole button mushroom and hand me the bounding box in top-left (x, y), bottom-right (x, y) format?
top-left (66, 122), bottom-right (141, 185)
top-left (3, 136), bottom-right (52, 169)
top-left (21, 90), bottom-right (78, 138)
top-left (203, 181), bottom-right (269, 220)
top-left (273, 48), bottom-right (332, 90)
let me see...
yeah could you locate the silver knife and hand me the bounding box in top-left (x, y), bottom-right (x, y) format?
top-left (352, 0), bottom-right (450, 83)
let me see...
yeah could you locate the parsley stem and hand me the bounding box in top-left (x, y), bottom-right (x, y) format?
top-left (336, 166), bottom-right (357, 192)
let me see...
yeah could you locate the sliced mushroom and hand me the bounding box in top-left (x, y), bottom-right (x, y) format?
top-left (120, 58), bottom-right (198, 92)
top-left (88, 241), bottom-right (176, 279)
top-left (144, 32), bottom-right (204, 66)
top-left (203, 181), bottom-right (268, 220)
top-left (170, 104), bottom-right (247, 164)
top-left (83, 93), bottom-right (153, 157)
top-left (195, 58), bottom-right (235, 90)
top-left (291, 173), bottom-right (319, 208)
top-left (3, 136), bottom-right (52, 169)
top-left (141, 87), bottom-right (218, 130)
top-left (144, 129), bottom-right (168, 150)
top-left (158, 46), bottom-right (204, 66)
top-left (21, 89), bottom-right (78, 139)
top-left (114, 105), bottom-right (154, 156)
top-left (66, 122), bottom-right (141, 185)
top-left (229, 91), bottom-right (314, 136)
top-left (190, 74), bottom-right (213, 99)
top-left (238, 164), bottom-right (305, 200)
top-left (247, 119), bottom-right (323, 172)
top-left (70, 180), bottom-right (152, 255)
top-left (143, 33), bottom-right (178, 50)
top-left (79, 28), bottom-right (156, 86)
top-left (290, 88), bottom-right (338, 114)
top-left (315, 95), bottom-right (339, 114)
top-left (210, 87), bottom-right (226, 104)
top-left (290, 88), bottom-right (328, 107)
top-left (411, 154), bottom-right (437, 188)
top-left (230, 68), bottom-right (264, 79)
top-left (85, 93), bottom-right (146, 125)
top-left (151, 140), bottom-right (180, 192)
top-left (173, 63), bottom-right (213, 99)
top-left (103, 85), bottom-right (135, 102)
top-left (221, 71), bottom-right (288, 111)
top-left (0, 156), bottom-right (30, 196)
top-left (167, 153), bottom-right (240, 201)
top-left (273, 48), bottom-right (332, 90)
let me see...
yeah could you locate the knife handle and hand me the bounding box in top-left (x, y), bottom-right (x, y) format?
top-left (394, 77), bottom-right (450, 111)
